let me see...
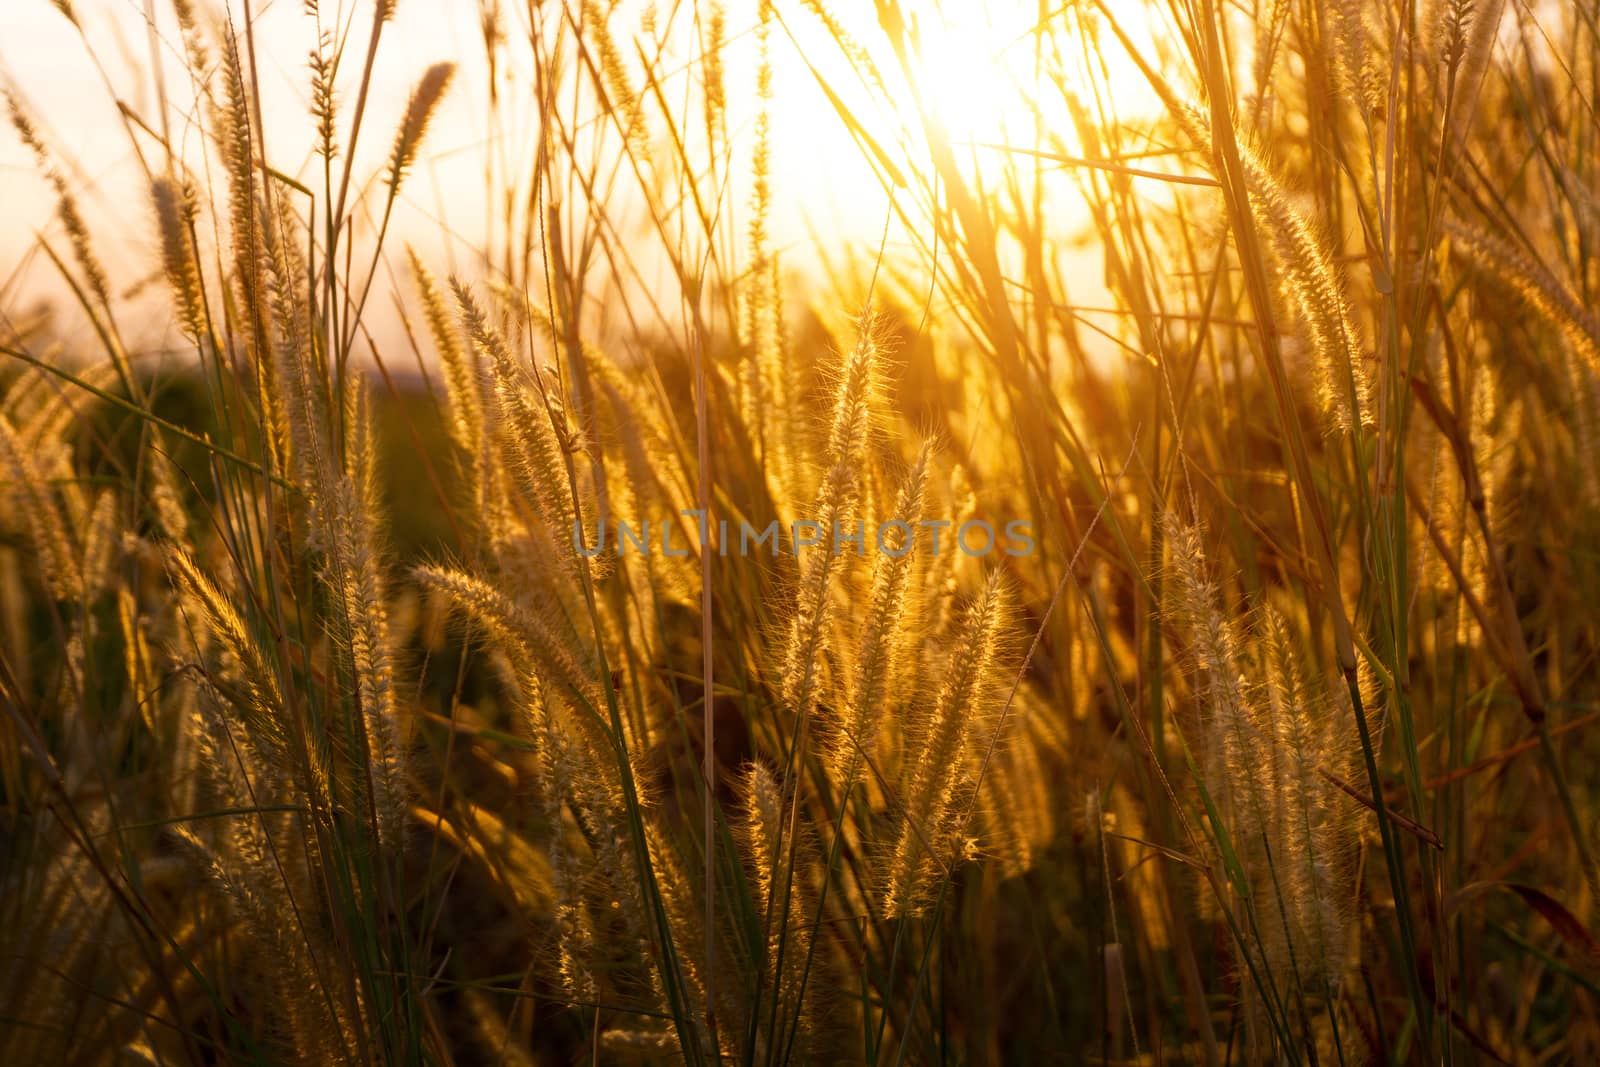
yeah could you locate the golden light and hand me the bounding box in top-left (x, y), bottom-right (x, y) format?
top-left (902, 7), bottom-right (1039, 150)
top-left (769, 0), bottom-right (1165, 207)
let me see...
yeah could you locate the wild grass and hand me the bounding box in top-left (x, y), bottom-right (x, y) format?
top-left (2, 0), bottom-right (1600, 1062)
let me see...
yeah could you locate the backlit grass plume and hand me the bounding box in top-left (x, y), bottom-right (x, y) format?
top-left (1165, 510), bottom-right (1360, 1058)
top-left (884, 567), bottom-right (1011, 916)
top-left (779, 317), bottom-right (878, 725)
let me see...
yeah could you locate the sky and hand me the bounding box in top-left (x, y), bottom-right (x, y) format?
top-left (0, 0), bottom-right (1150, 362)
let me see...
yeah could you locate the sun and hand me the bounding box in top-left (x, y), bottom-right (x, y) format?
top-left (901, 5), bottom-right (1043, 152)
top-left (772, 0), bottom-right (1163, 202)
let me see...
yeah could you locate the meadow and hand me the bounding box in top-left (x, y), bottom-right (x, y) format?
top-left (2, 0), bottom-right (1599, 1062)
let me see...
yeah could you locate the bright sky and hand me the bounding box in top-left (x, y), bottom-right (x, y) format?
top-left (0, 1), bottom-right (1160, 360)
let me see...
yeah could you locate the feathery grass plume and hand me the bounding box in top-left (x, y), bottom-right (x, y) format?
top-left (738, 0), bottom-right (799, 509)
top-left (1446, 219), bottom-right (1600, 499)
top-left (343, 375), bottom-right (383, 520)
top-left (978, 724), bottom-right (1052, 876)
top-left (144, 431), bottom-right (191, 543)
top-left (426, 555), bottom-right (655, 1020)
top-left (309, 37), bottom-right (339, 162)
top-left (409, 248), bottom-right (498, 526)
top-left (499, 517), bottom-right (616, 650)
top-left (926, 461), bottom-right (975, 640)
top-left (1444, 219), bottom-right (1600, 372)
top-left (48, 175), bottom-right (109, 313)
top-left (1256, 608), bottom-right (1357, 1000)
top-left (1438, 0), bottom-right (1473, 71)
top-left (161, 543), bottom-right (293, 760)
top-left (1565, 346), bottom-right (1600, 506)
top-left (582, 362), bottom-right (678, 647)
top-left (643, 829), bottom-right (724, 1053)
top-left (259, 185), bottom-right (315, 463)
top-left (0, 413), bottom-right (82, 601)
top-left (7, 360), bottom-right (115, 446)
top-left (184, 646), bottom-right (277, 834)
top-left (1177, 102), bottom-right (1372, 433)
top-left (177, 634), bottom-right (365, 1062)
top-left (557, 753), bottom-right (664, 1023)
top-left (215, 29), bottom-right (295, 482)
top-left (453, 281), bottom-right (588, 572)
top-left (264, 252), bottom-right (330, 497)
top-left (117, 585), bottom-right (159, 732)
top-left (885, 568), bottom-right (1009, 916)
top-left (215, 30), bottom-right (265, 335)
top-left (323, 377), bottom-right (407, 848)
top-left (387, 63), bottom-right (455, 196)
top-left (0, 822), bottom-right (117, 1062)
top-left (1328, 0), bottom-right (1385, 119)
top-left (738, 760), bottom-right (786, 922)
top-left (701, 2), bottom-right (727, 152)
top-left (542, 732), bottom-right (602, 1002)
top-left (79, 490), bottom-right (118, 599)
top-left (735, 759), bottom-right (826, 1056)
top-left (585, 340), bottom-right (695, 518)
top-left (796, 0), bottom-right (888, 97)
top-left (1161, 511), bottom-right (1257, 810)
top-left (169, 0), bottom-right (210, 78)
top-left (1242, 153), bottom-right (1372, 434)
top-left (828, 439), bottom-right (931, 786)
top-left (1249, 0), bottom-right (1291, 107)
top-left (1166, 516), bottom-right (1299, 1055)
top-left (3, 365), bottom-right (57, 429)
top-left (409, 249), bottom-right (483, 457)
top-left (1420, 400), bottom-right (1470, 609)
top-left (745, 0), bottom-right (775, 323)
top-left (164, 544), bottom-right (334, 865)
top-left (168, 826), bottom-right (356, 1066)
top-left (438, 592), bottom-right (639, 988)
top-left (597, 1028), bottom-right (685, 1057)
top-left (413, 564), bottom-right (600, 712)
top-left (151, 176), bottom-right (207, 344)
top-left (779, 319), bottom-right (877, 724)
top-left (584, 0), bottom-right (650, 158)
top-left (1167, 508), bottom-right (1361, 1051)
top-left (585, 353), bottom-right (697, 666)
top-left (573, 809), bottom-right (661, 1018)
top-left (5, 90), bottom-right (111, 313)
top-left (1446, 0), bottom-right (1506, 146)
top-left (1452, 362), bottom-right (1508, 608)
top-left (472, 635), bottom-right (600, 1002)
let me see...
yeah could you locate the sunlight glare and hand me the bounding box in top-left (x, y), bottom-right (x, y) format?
top-left (780, 0), bottom-right (1164, 198)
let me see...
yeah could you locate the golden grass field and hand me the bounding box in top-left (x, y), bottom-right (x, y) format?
top-left (3, 0), bottom-right (1600, 1062)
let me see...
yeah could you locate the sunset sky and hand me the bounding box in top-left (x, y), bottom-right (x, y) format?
top-left (2, 1), bottom-right (1149, 359)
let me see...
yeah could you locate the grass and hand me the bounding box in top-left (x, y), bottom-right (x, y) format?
top-left (3, 0), bottom-right (1600, 1062)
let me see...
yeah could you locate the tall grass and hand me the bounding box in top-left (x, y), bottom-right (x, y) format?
top-left (2, 0), bottom-right (1600, 1062)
